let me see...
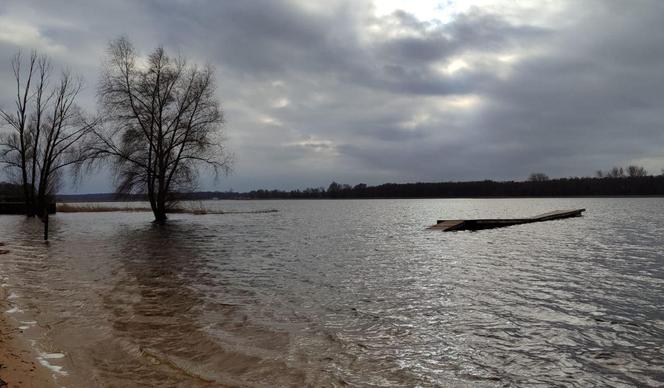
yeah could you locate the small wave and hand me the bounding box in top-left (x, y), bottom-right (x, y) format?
top-left (37, 356), bottom-right (68, 376)
top-left (40, 352), bottom-right (66, 359)
top-left (221, 209), bottom-right (279, 214)
top-left (138, 346), bottom-right (272, 388)
top-left (139, 347), bottom-right (218, 383)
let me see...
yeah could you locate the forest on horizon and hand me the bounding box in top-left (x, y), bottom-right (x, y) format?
top-left (12, 169), bottom-right (662, 201)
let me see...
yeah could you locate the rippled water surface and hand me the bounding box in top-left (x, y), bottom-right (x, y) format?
top-left (1, 198), bottom-right (663, 387)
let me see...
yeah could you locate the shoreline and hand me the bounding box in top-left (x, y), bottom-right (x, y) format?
top-left (0, 257), bottom-right (58, 388)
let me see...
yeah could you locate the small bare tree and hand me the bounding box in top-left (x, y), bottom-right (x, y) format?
top-left (626, 165), bottom-right (647, 177)
top-left (0, 52), bottom-right (41, 215)
top-left (606, 166), bottom-right (625, 178)
top-left (527, 172), bottom-right (549, 182)
top-left (93, 38), bottom-right (231, 223)
top-left (1, 51), bottom-right (96, 239)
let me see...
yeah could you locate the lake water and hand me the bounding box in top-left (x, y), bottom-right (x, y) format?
top-left (0, 198), bottom-right (663, 387)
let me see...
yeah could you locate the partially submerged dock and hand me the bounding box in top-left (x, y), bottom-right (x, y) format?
top-left (429, 209), bottom-right (585, 231)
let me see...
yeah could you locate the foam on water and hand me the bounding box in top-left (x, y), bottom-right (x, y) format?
top-left (37, 357), bottom-right (68, 375)
top-left (40, 352), bottom-right (66, 359)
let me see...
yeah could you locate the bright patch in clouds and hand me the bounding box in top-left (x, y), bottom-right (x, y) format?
top-left (259, 115), bottom-right (282, 126)
top-left (401, 112), bottom-right (432, 130)
top-left (439, 58), bottom-right (470, 74)
top-left (0, 16), bottom-right (64, 53)
top-left (288, 136), bottom-right (337, 154)
top-left (445, 95), bottom-right (482, 109)
top-left (271, 98), bottom-right (290, 109)
top-left (372, 0), bottom-right (497, 22)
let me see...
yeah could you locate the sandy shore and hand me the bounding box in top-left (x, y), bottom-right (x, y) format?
top-left (0, 269), bottom-right (58, 387)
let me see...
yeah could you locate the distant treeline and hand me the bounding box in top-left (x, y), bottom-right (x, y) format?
top-left (58, 176), bottom-right (664, 201)
top-left (7, 169), bottom-right (664, 203)
top-left (241, 176), bottom-right (664, 199)
top-left (0, 182), bottom-right (22, 202)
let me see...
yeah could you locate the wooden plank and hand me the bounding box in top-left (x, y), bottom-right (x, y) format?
top-left (429, 220), bottom-right (465, 231)
top-left (429, 208), bottom-right (585, 231)
top-left (530, 209), bottom-right (584, 221)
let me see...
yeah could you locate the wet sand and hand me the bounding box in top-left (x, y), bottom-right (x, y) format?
top-left (0, 286), bottom-right (57, 388)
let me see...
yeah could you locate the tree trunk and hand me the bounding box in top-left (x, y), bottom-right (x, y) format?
top-left (154, 201), bottom-right (167, 224)
top-left (153, 190), bottom-right (168, 224)
top-left (22, 178), bottom-right (35, 217)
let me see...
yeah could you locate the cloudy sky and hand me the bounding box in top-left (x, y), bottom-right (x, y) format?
top-left (1, 0), bottom-right (663, 193)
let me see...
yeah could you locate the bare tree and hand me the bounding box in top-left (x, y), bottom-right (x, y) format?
top-left (606, 166), bottom-right (625, 178)
top-left (93, 38), bottom-right (232, 223)
top-left (0, 52), bottom-right (39, 214)
top-left (527, 172), bottom-right (549, 182)
top-left (1, 51), bottom-right (96, 238)
top-left (626, 165), bottom-right (648, 177)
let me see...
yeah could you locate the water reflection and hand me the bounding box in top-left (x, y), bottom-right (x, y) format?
top-left (98, 221), bottom-right (309, 386)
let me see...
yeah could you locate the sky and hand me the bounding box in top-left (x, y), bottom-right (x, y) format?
top-left (0, 0), bottom-right (663, 193)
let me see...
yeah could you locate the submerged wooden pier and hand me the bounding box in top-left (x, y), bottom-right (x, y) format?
top-left (429, 209), bottom-right (585, 231)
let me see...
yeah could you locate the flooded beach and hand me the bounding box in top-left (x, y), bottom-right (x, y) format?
top-left (1, 198), bottom-right (663, 387)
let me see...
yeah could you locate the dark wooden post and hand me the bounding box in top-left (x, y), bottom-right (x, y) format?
top-left (43, 204), bottom-right (49, 241)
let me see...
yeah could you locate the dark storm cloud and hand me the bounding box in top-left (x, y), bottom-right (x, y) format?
top-left (141, 0), bottom-right (367, 76)
top-left (1, 0), bottom-right (663, 192)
